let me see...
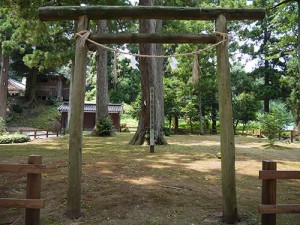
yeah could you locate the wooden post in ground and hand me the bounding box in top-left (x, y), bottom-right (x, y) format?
top-left (261, 160), bottom-right (277, 225)
top-left (25, 155), bottom-right (42, 225)
top-left (216, 15), bottom-right (238, 224)
top-left (67, 15), bottom-right (88, 219)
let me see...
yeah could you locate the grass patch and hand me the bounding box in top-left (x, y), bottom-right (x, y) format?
top-left (0, 134), bottom-right (300, 224)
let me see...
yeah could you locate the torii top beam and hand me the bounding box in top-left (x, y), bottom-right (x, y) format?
top-left (39, 6), bottom-right (265, 22)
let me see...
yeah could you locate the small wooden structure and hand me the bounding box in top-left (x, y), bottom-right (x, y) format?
top-left (0, 155), bottom-right (46, 225)
top-left (35, 72), bottom-right (69, 101)
top-left (259, 160), bottom-right (300, 225)
top-left (57, 102), bottom-right (123, 131)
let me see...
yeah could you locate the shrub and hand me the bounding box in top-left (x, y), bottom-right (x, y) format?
top-left (0, 117), bottom-right (5, 135)
top-left (0, 133), bottom-right (30, 144)
top-left (95, 116), bottom-right (113, 136)
top-left (11, 103), bottom-right (23, 113)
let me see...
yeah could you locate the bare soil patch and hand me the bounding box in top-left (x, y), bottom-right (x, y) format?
top-left (0, 134), bottom-right (299, 225)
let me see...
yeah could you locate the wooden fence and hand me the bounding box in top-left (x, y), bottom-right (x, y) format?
top-left (258, 160), bottom-right (300, 225)
top-left (0, 155), bottom-right (46, 225)
top-left (5, 129), bottom-right (59, 139)
top-left (244, 129), bottom-right (298, 142)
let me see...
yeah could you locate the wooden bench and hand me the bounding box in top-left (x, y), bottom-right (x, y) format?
top-left (0, 155), bottom-right (46, 225)
top-left (259, 160), bottom-right (300, 225)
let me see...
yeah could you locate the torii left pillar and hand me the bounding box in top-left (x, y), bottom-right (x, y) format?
top-left (67, 15), bottom-right (88, 219)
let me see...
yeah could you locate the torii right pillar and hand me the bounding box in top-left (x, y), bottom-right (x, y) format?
top-left (216, 15), bottom-right (238, 224)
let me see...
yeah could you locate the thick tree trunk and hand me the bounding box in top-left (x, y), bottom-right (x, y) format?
top-left (93, 20), bottom-right (109, 135)
top-left (25, 69), bottom-right (38, 106)
top-left (130, 0), bottom-right (167, 145)
top-left (216, 15), bottom-right (238, 224)
top-left (0, 51), bottom-right (9, 123)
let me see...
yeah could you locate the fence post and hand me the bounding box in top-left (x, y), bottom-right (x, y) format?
top-left (26, 155), bottom-right (42, 225)
top-left (34, 130), bottom-right (37, 139)
top-left (46, 130), bottom-right (49, 138)
top-left (261, 160), bottom-right (277, 225)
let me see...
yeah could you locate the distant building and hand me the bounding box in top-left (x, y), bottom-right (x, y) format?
top-left (8, 78), bottom-right (26, 96)
top-left (35, 72), bottom-right (69, 101)
top-left (57, 102), bottom-right (123, 131)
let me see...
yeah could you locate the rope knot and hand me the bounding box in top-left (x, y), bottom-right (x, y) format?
top-left (75, 30), bottom-right (91, 48)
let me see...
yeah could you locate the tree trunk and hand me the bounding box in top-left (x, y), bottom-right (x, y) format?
top-left (295, 0), bottom-right (300, 130)
top-left (174, 116), bottom-right (179, 130)
top-left (0, 51), bottom-right (9, 123)
top-left (25, 69), bottom-right (38, 106)
top-left (93, 20), bottom-right (109, 135)
top-left (129, 0), bottom-right (167, 145)
top-left (211, 98), bottom-right (217, 134)
top-left (216, 15), bottom-right (238, 224)
top-left (199, 94), bottom-right (204, 135)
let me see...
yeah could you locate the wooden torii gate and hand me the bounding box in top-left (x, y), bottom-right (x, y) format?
top-left (39, 6), bottom-right (265, 223)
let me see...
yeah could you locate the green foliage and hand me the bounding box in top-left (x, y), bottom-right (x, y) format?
top-left (259, 102), bottom-right (292, 145)
top-left (233, 92), bottom-right (261, 130)
top-left (95, 116), bottom-right (113, 136)
top-left (11, 103), bottom-right (23, 113)
top-left (0, 117), bottom-right (5, 134)
top-left (0, 133), bottom-right (30, 144)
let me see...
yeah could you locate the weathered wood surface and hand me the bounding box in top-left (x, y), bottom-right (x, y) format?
top-left (261, 160), bottom-right (277, 225)
top-left (89, 33), bottom-right (218, 44)
top-left (259, 170), bottom-right (300, 179)
top-left (259, 204), bottom-right (300, 214)
top-left (0, 164), bottom-right (46, 174)
top-left (216, 15), bottom-right (238, 224)
top-left (0, 198), bottom-right (45, 209)
top-left (39, 6), bottom-right (265, 21)
top-left (66, 15), bottom-right (88, 219)
top-left (26, 155), bottom-right (43, 225)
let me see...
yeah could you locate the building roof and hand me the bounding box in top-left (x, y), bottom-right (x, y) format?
top-left (8, 78), bottom-right (26, 91)
top-left (57, 102), bottom-right (123, 113)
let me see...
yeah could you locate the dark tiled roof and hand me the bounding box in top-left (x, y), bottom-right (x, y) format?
top-left (57, 102), bottom-right (122, 113)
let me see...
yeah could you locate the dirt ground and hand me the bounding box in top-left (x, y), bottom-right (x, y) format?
top-left (0, 133), bottom-right (299, 225)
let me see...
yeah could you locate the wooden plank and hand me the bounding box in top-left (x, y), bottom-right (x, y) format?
top-left (261, 160), bottom-right (277, 225)
top-left (26, 155), bottom-right (43, 225)
top-left (89, 33), bottom-right (218, 44)
top-left (39, 6), bottom-right (265, 21)
top-left (0, 198), bottom-right (45, 209)
top-left (0, 164), bottom-right (46, 174)
top-left (259, 170), bottom-right (300, 179)
top-left (259, 204), bottom-right (300, 214)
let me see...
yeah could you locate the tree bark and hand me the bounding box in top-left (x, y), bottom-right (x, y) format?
top-left (0, 50), bottom-right (9, 123)
top-left (295, 0), bottom-right (300, 130)
top-left (130, 0), bottom-right (167, 145)
top-left (25, 69), bottom-right (38, 106)
top-left (67, 15), bottom-right (88, 219)
top-left (93, 20), bottom-right (109, 135)
top-left (216, 15), bottom-right (238, 224)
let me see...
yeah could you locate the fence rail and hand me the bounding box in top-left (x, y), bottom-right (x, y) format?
top-left (0, 155), bottom-right (46, 225)
top-left (4, 129), bottom-right (59, 138)
top-left (259, 160), bottom-right (300, 225)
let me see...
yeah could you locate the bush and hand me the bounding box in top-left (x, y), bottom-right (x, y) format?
top-left (0, 117), bottom-right (5, 135)
top-left (95, 116), bottom-right (113, 136)
top-left (11, 103), bottom-right (23, 113)
top-left (0, 133), bottom-right (30, 144)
